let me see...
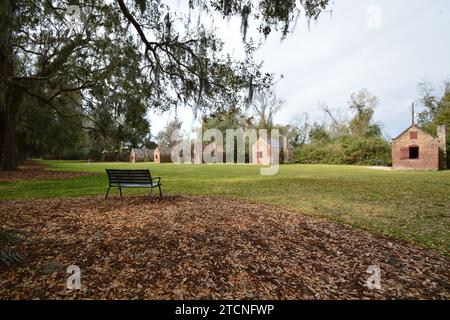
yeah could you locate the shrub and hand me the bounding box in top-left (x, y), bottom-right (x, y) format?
top-left (294, 143), bottom-right (344, 164)
top-left (341, 137), bottom-right (392, 166)
top-left (294, 137), bottom-right (392, 166)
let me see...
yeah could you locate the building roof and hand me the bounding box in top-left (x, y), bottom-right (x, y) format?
top-left (392, 124), bottom-right (436, 141)
top-left (155, 146), bottom-right (172, 154)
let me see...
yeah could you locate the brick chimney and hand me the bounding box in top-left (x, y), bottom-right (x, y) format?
top-left (283, 136), bottom-right (289, 164)
top-left (437, 125), bottom-right (447, 169)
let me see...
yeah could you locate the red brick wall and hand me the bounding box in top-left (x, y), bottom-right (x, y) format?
top-left (154, 149), bottom-right (161, 163)
top-left (392, 126), bottom-right (439, 170)
top-left (252, 138), bottom-right (271, 165)
top-left (437, 125), bottom-right (447, 170)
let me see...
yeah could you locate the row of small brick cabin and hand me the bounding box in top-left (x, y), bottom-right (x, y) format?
top-left (130, 136), bottom-right (293, 165)
top-left (130, 125), bottom-right (447, 170)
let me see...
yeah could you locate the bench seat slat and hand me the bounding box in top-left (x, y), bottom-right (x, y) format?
top-left (110, 180), bottom-right (154, 184)
top-left (106, 171), bottom-right (150, 174)
top-left (111, 183), bottom-right (160, 188)
top-left (108, 172), bottom-right (151, 175)
top-left (110, 182), bottom-right (152, 184)
top-left (111, 177), bottom-right (151, 181)
top-left (109, 175), bottom-right (151, 178)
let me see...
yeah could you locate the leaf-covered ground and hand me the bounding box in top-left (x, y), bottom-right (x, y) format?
top-left (0, 161), bottom-right (94, 182)
top-left (2, 161), bottom-right (449, 255)
top-left (0, 196), bottom-right (448, 299)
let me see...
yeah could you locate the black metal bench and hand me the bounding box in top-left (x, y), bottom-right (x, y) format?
top-left (105, 169), bottom-right (162, 199)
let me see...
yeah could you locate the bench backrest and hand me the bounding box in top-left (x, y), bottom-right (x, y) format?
top-left (106, 169), bottom-right (152, 185)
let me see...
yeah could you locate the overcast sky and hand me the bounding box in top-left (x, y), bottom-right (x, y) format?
top-left (148, 0), bottom-right (450, 139)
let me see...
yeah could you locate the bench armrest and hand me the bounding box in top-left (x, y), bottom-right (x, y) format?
top-left (152, 177), bottom-right (161, 184)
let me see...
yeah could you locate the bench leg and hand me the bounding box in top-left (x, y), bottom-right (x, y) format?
top-left (158, 184), bottom-right (162, 198)
top-left (105, 186), bottom-right (111, 200)
top-left (119, 187), bottom-right (123, 197)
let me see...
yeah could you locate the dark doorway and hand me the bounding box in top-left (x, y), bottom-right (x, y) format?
top-left (409, 146), bottom-right (419, 159)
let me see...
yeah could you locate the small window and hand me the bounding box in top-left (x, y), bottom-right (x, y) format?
top-left (258, 151), bottom-right (263, 158)
top-left (410, 131), bottom-right (417, 139)
top-left (155, 155), bottom-right (158, 159)
top-left (409, 146), bottom-right (419, 159)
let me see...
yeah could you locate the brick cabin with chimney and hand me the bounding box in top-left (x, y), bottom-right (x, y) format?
top-left (392, 124), bottom-right (447, 170)
top-left (252, 136), bottom-right (293, 165)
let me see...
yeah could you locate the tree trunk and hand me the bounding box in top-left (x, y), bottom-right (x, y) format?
top-left (0, 0), bottom-right (21, 171)
top-left (0, 104), bottom-right (20, 170)
top-left (0, 88), bottom-right (23, 170)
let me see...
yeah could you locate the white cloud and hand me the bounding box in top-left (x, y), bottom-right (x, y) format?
top-left (150, 0), bottom-right (450, 139)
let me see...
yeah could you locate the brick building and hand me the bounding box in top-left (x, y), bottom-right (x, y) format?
top-left (252, 136), bottom-right (293, 165)
top-left (153, 147), bottom-right (172, 164)
top-left (129, 148), bottom-right (154, 163)
top-left (392, 124), bottom-right (447, 170)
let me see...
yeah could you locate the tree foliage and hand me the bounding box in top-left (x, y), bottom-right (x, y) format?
top-left (252, 90), bottom-right (284, 129)
top-left (156, 118), bottom-right (183, 149)
top-left (417, 80), bottom-right (450, 166)
top-left (0, 0), bottom-right (330, 169)
top-left (277, 112), bottom-right (310, 148)
top-left (348, 89), bottom-right (380, 138)
top-left (294, 90), bottom-right (391, 166)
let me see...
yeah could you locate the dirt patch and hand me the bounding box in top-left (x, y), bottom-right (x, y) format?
top-left (0, 161), bottom-right (95, 182)
top-left (0, 195), bottom-right (448, 299)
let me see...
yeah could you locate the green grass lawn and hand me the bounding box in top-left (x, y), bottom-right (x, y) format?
top-left (1, 160), bottom-right (449, 255)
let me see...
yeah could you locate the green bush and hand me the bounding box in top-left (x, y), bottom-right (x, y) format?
top-left (294, 137), bottom-right (391, 166)
top-left (341, 137), bottom-right (392, 166)
top-left (294, 143), bottom-right (344, 165)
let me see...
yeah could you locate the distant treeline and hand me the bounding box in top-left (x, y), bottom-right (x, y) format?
top-left (291, 82), bottom-right (449, 167)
